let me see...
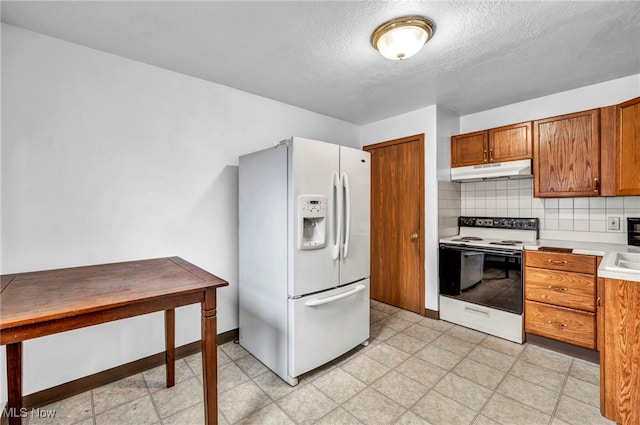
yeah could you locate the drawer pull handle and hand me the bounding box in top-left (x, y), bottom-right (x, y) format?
top-left (465, 306), bottom-right (490, 317)
top-left (547, 285), bottom-right (568, 292)
top-left (548, 259), bottom-right (568, 265)
top-left (547, 320), bottom-right (567, 328)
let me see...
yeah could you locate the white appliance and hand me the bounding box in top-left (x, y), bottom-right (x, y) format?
top-left (439, 217), bottom-right (539, 343)
top-left (239, 136), bottom-right (370, 386)
top-left (450, 159), bottom-right (532, 181)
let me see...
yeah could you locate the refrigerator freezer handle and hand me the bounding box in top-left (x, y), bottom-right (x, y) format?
top-left (304, 284), bottom-right (366, 306)
top-left (342, 172), bottom-right (351, 258)
top-left (332, 171), bottom-right (342, 260)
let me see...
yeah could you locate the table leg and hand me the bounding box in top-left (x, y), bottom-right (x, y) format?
top-left (165, 308), bottom-right (175, 388)
top-left (7, 342), bottom-right (23, 425)
top-left (201, 289), bottom-right (218, 425)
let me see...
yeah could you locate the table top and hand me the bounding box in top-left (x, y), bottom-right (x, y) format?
top-left (0, 257), bottom-right (228, 330)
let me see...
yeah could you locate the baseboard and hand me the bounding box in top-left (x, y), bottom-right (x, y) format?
top-left (424, 308), bottom-right (439, 320)
top-left (1, 328), bottom-right (238, 423)
top-left (525, 333), bottom-right (600, 364)
top-left (217, 328), bottom-right (239, 345)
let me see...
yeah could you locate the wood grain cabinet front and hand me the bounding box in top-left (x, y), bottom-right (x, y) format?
top-left (450, 121), bottom-right (532, 168)
top-left (533, 109), bottom-right (601, 198)
top-left (600, 277), bottom-right (640, 425)
top-left (488, 121), bottom-right (533, 163)
top-left (525, 300), bottom-right (596, 349)
top-left (450, 130), bottom-right (488, 167)
top-left (524, 251), bottom-right (598, 349)
top-left (616, 97), bottom-right (640, 195)
top-left (525, 268), bottom-right (596, 311)
top-left (600, 96), bottom-right (640, 196)
top-left (525, 251), bottom-right (596, 274)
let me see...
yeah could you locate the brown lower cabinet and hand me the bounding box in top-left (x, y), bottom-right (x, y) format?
top-left (599, 277), bottom-right (640, 425)
top-left (524, 251), bottom-right (598, 349)
top-left (525, 300), bottom-right (596, 349)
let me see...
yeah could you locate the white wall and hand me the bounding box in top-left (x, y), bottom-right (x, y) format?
top-left (0, 24), bottom-right (359, 401)
top-left (360, 105), bottom-right (455, 312)
top-left (436, 107), bottom-right (459, 182)
top-left (460, 74), bottom-right (640, 132)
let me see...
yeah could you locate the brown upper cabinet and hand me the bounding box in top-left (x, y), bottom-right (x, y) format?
top-left (600, 96), bottom-right (640, 196)
top-left (451, 121), bottom-right (532, 168)
top-left (533, 109), bottom-right (600, 197)
top-left (616, 97), bottom-right (640, 195)
top-left (450, 130), bottom-right (487, 167)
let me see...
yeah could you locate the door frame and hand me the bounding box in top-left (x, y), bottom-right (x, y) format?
top-left (363, 134), bottom-right (425, 315)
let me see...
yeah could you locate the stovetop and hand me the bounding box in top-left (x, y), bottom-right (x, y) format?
top-left (440, 216), bottom-right (539, 250)
top-left (450, 236), bottom-right (523, 246)
top-left (440, 235), bottom-right (528, 250)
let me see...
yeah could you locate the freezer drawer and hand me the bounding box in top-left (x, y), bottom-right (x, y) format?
top-left (288, 279), bottom-right (370, 378)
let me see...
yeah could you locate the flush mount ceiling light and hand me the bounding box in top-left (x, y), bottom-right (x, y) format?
top-left (371, 16), bottom-right (434, 61)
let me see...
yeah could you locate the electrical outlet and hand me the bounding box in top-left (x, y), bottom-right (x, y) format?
top-left (608, 216), bottom-right (620, 231)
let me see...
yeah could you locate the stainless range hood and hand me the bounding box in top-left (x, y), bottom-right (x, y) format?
top-left (451, 159), bottom-right (532, 181)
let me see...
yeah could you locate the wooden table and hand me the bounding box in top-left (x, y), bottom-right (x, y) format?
top-left (0, 257), bottom-right (228, 425)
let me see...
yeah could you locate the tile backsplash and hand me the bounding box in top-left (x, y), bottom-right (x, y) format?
top-left (457, 178), bottom-right (640, 244)
top-left (438, 181), bottom-right (462, 238)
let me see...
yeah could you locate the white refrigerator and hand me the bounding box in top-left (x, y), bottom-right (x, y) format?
top-left (239, 136), bottom-right (370, 386)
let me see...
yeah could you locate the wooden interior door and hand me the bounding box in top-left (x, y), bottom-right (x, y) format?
top-left (364, 134), bottom-right (424, 314)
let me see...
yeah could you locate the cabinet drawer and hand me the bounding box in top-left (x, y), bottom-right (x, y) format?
top-left (525, 251), bottom-right (596, 274)
top-left (525, 300), bottom-right (596, 349)
top-left (525, 267), bottom-right (596, 311)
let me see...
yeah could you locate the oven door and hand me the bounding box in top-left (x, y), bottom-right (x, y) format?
top-left (439, 243), bottom-right (523, 315)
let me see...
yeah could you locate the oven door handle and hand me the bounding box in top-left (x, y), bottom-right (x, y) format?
top-left (440, 244), bottom-right (522, 258)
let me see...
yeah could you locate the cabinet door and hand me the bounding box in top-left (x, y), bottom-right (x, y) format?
top-left (533, 109), bottom-right (600, 197)
top-left (451, 131), bottom-right (487, 167)
top-left (601, 278), bottom-right (640, 425)
top-left (489, 121), bottom-right (532, 162)
top-left (616, 97), bottom-right (640, 195)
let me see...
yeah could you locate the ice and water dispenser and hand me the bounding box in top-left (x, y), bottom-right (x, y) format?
top-left (298, 196), bottom-right (327, 250)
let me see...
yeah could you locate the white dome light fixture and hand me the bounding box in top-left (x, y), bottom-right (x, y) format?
top-left (371, 16), bottom-right (434, 61)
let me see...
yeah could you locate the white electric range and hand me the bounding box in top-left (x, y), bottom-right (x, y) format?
top-left (439, 217), bottom-right (539, 343)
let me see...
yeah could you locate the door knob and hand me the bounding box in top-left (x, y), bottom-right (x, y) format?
top-left (410, 233), bottom-right (419, 240)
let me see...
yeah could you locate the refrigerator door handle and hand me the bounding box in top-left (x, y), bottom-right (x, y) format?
top-left (332, 171), bottom-right (342, 260)
top-left (304, 284), bottom-right (366, 307)
top-left (341, 172), bottom-right (351, 258)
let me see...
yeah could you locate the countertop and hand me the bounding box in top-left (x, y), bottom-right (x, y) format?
top-left (524, 239), bottom-right (640, 282)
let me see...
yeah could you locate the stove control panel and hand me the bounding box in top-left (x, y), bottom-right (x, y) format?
top-left (458, 216), bottom-right (538, 230)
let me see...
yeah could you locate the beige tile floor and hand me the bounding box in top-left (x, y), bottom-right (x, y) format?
top-left (24, 300), bottom-right (615, 425)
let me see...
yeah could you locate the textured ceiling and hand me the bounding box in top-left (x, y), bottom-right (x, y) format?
top-left (2, 1), bottom-right (640, 124)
